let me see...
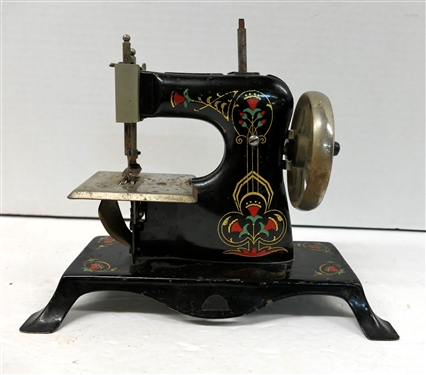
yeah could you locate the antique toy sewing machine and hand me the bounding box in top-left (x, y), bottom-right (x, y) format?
top-left (21, 20), bottom-right (398, 340)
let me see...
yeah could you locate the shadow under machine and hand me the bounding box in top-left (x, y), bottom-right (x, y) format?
top-left (21, 20), bottom-right (398, 340)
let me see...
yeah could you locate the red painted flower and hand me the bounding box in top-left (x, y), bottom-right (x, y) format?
top-left (89, 264), bottom-right (101, 270)
top-left (230, 221), bottom-right (243, 233)
top-left (247, 205), bottom-right (260, 217)
top-left (328, 266), bottom-right (344, 274)
top-left (173, 92), bottom-right (186, 106)
top-left (264, 218), bottom-right (277, 231)
top-left (247, 98), bottom-right (259, 110)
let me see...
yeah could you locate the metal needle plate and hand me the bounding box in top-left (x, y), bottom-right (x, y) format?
top-left (68, 171), bottom-right (198, 203)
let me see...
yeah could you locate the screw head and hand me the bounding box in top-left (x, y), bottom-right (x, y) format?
top-left (249, 135), bottom-right (260, 147)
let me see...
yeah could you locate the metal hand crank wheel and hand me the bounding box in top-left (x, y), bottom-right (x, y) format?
top-left (287, 91), bottom-right (336, 211)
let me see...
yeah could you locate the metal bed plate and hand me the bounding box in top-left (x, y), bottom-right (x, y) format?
top-left (67, 171), bottom-right (197, 203)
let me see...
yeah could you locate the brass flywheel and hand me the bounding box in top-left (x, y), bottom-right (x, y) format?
top-left (286, 91), bottom-right (338, 211)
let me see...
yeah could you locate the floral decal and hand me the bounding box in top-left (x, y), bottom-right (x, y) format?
top-left (233, 91), bottom-right (272, 145)
top-left (218, 172), bottom-right (287, 257)
top-left (171, 89), bottom-right (193, 108)
top-left (296, 242), bottom-right (332, 254)
top-left (82, 258), bottom-right (117, 273)
top-left (96, 236), bottom-right (117, 249)
top-left (315, 261), bottom-right (345, 276)
top-left (170, 89), bottom-right (272, 138)
top-left (171, 89), bottom-right (237, 119)
top-left (239, 97), bottom-right (266, 128)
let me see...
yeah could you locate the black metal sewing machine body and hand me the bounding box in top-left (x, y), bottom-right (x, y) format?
top-left (133, 71), bottom-right (294, 264)
top-left (19, 27), bottom-right (399, 340)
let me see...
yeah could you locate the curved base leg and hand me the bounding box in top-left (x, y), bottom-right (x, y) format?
top-left (20, 278), bottom-right (85, 334)
top-left (343, 284), bottom-right (399, 341)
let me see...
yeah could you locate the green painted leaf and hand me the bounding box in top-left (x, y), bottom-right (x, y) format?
top-left (246, 215), bottom-right (262, 223)
top-left (183, 88), bottom-right (192, 103)
top-left (239, 224), bottom-right (250, 238)
top-left (243, 108), bottom-right (261, 118)
top-left (258, 222), bottom-right (269, 236)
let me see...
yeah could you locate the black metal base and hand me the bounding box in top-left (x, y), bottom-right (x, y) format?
top-left (20, 236), bottom-right (399, 340)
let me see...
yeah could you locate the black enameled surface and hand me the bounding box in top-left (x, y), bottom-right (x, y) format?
top-left (133, 72), bottom-right (294, 264)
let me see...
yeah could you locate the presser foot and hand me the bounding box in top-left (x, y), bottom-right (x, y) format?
top-left (20, 237), bottom-right (399, 340)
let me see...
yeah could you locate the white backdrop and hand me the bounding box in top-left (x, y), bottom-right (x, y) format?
top-left (2, 1), bottom-right (425, 230)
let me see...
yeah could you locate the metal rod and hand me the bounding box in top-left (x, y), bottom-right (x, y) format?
top-left (238, 19), bottom-right (247, 73)
top-left (122, 34), bottom-right (132, 64)
top-left (121, 35), bottom-right (141, 182)
top-left (124, 123), bottom-right (137, 158)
